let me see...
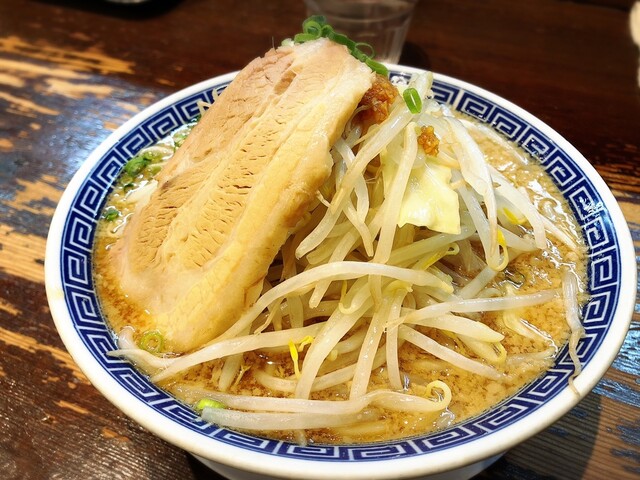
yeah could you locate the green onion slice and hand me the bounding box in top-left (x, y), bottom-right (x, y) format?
top-left (294, 33), bottom-right (319, 43)
top-left (355, 42), bottom-right (376, 59)
top-left (195, 398), bottom-right (226, 412)
top-left (403, 87), bottom-right (422, 114)
top-left (321, 24), bottom-right (335, 37)
top-left (138, 330), bottom-right (164, 354)
top-left (102, 207), bottom-right (120, 222)
top-left (365, 58), bottom-right (389, 76)
top-left (326, 31), bottom-right (353, 49)
top-left (124, 156), bottom-right (150, 176)
top-left (302, 15), bottom-right (326, 34)
top-left (287, 16), bottom-right (389, 77)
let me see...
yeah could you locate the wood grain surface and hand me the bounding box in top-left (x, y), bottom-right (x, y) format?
top-left (0, 0), bottom-right (638, 479)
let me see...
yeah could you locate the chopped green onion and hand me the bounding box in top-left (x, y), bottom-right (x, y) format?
top-left (172, 124), bottom-right (195, 147)
top-left (138, 330), bottom-right (164, 353)
top-left (325, 31), bottom-right (355, 50)
top-left (365, 58), bottom-right (389, 76)
top-left (302, 16), bottom-right (325, 35)
top-left (140, 149), bottom-right (162, 162)
top-left (294, 32), bottom-right (320, 43)
top-left (350, 48), bottom-right (368, 62)
top-left (174, 135), bottom-right (187, 148)
top-left (355, 42), bottom-right (375, 59)
top-left (148, 164), bottom-right (163, 176)
top-left (286, 16), bottom-right (389, 77)
top-left (102, 206), bottom-right (120, 222)
top-left (320, 24), bottom-right (335, 37)
top-left (403, 87), bottom-right (422, 114)
top-left (124, 156), bottom-right (150, 176)
top-left (195, 398), bottom-right (226, 412)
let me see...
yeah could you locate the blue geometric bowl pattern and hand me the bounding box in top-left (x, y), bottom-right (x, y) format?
top-left (59, 70), bottom-right (620, 461)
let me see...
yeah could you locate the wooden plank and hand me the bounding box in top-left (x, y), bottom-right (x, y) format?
top-left (0, 0), bottom-right (637, 479)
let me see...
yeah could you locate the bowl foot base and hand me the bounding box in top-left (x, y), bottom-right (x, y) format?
top-left (191, 452), bottom-right (503, 480)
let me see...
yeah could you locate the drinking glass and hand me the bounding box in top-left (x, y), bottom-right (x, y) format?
top-left (303, 0), bottom-right (420, 64)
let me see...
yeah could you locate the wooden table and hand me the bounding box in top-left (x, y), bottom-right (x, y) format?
top-left (1, 0), bottom-right (638, 478)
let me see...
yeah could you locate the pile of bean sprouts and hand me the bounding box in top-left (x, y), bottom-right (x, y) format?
top-left (109, 72), bottom-right (585, 442)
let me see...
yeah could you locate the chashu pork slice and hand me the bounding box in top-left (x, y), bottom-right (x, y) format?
top-left (110, 38), bottom-right (374, 352)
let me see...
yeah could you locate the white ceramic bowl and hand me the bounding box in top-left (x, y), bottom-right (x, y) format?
top-left (45, 66), bottom-right (636, 480)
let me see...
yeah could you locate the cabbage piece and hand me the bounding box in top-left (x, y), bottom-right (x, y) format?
top-left (381, 139), bottom-right (460, 234)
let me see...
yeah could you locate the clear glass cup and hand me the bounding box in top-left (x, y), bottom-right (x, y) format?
top-left (303, 0), bottom-right (419, 64)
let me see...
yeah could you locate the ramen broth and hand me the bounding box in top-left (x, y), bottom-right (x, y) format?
top-left (94, 108), bottom-right (587, 445)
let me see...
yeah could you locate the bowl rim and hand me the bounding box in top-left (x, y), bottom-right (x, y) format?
top-left (45, 65), bottom-right (636, 479)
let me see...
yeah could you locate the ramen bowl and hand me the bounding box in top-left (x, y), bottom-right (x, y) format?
top-left (45, 66), bottom-right (635, 480)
